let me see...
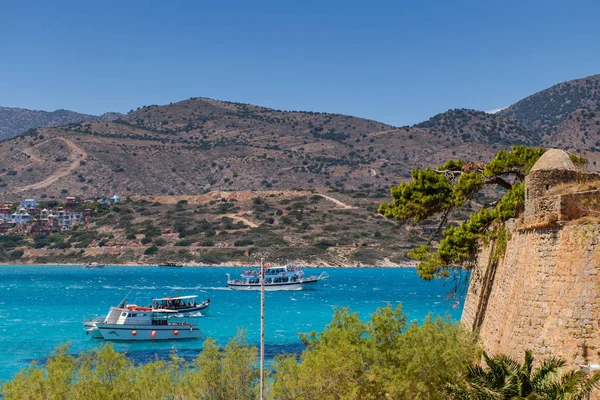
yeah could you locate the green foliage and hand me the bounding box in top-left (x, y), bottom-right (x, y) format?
top-left (234, 239), bottom-right (255, 246)
top-left (0, 336), bottom-right (258, 400)
top-left (417, 184), bottom-right (524, 279)
top-left (0, 234), bottom-right (25, 249)
top-left (380, 146), bottom-right (545, 279)
top-left (272, 305), bottom-right (479, 400)
top-left (443, 350), bottom-right (600, 399)
top-left (182, 332), bottom-right (259, 399)
top-left (483, 146), bottom-right (545, 177)
top-left (379, 167), bottom-right (453, 223)
top-left (569, 153), bottom-right (589, 167)
top-left (0, 248), bottom-right (25, 262)
top-left (438, 159), bottom-right (465, 171)
top-left (144, 245), bottom-right (158, 255)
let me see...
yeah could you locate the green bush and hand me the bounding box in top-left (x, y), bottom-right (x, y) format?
top-left (272, 306), bottom-right (478, 399)
top-left (204, 229), bottom-right (216, 237)
top-left (234, 239), bottom-right (254, 246)
top-left (314, 239), bottom-right (335, 249)
top-left (49, 241), bottom-right (70, 250)
top-left (0, 333), bottom-right (258, 399)
top-left (144, 246), bottom-right (158, 255)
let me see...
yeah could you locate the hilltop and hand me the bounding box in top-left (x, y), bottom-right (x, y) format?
top-left (0, 73), bottom-right (600, 200)
top-left (499, 73), bottom-right (600, 133)
top-left (0, 99), bottom-right (530, 200)
top-left (0, 106), bottom-right (121, 141)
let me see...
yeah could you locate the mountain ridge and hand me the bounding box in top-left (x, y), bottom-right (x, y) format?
top-left (0, 73), bottom-right (599, 199)
top-left (0, 106), bottom-right (122, 141)
top-left (498, 73), bottom-right (600, 133)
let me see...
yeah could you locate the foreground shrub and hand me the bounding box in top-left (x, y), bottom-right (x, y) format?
top-left (443, 350), bottom-right (600, 399)
top-left (0, 333), bottom-right (258, 400)
top-left (271, 305), bottom-right (479, 400)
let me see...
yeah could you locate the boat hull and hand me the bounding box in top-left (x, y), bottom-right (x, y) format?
top-left (85, 325), bottom-right (104, 339)
top-left (171, 304), bottom-right (209, 313)
top-left (227, 279), bottom-right (320, 291)
top-left (94, 323), bottom-right (202, 341)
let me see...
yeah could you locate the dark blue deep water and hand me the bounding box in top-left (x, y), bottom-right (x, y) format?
top-left (0, 265), bottom-right (466, 381)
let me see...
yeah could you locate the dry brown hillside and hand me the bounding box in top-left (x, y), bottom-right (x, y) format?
top-left (3, 71), bottom-right (600, 201)
top-left (0, 98), bottom-right (531, 200)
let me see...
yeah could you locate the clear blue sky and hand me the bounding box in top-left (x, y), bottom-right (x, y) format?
top-left (2, 0), bottom-right (599, 126)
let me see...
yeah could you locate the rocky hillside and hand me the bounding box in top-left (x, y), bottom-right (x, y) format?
top-left (543, 108), bottom-right (600, 151)
top-left (0, 106), bottom-right (121, 141)
top-left (414, 108), bottom-right (536, 145)
top-left (499, 73), bottom-right (600, 133)
top-left (0, 97), bottom-right (527, 200)
top-left (1, 73), bottom-right (600, 199)
top-left (4, 191), bottom-right (421, 267)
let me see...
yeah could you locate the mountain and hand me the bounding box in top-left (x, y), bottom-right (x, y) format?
top-left (0, 97), bottom-right (532, 199)
top-left (543, 108), bottom-right (600, 151)
top-left (413, 108), bottom-right (535, 145)
top-left (0, 106), bottom-right (122, 141)
top-left (1, 73), bottom-right (600, 199)
top-left (499, 73), bottom-right (600, 133)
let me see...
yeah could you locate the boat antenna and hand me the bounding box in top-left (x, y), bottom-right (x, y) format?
top-left (118, 289), bottom-right (133, 308)
top-left (260, 257), bottom-right (265, 400)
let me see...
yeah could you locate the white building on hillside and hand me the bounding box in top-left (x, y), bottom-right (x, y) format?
top-left (20, 199), bottom-right (37, 208)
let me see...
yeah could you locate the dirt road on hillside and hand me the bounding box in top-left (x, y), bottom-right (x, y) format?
top-left (9, 137), bottom-right (88, 194)
top-left (317, 193), bottom-right (356, 209)
top-left (224, 213), bottom-right (260, 228)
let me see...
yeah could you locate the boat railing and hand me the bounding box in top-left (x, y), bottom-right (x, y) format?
top-left (297, 272), bottom-right (328, 282)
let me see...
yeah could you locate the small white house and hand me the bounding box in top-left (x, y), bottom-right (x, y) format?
top-left (11, 207), bottom-right (32, 224)
top-left (20, 199), bottom-right (37, 208)
top-left (112, 194), bottom-right (121, 204)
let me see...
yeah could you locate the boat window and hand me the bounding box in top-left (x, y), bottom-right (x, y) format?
top-left (121, 312), bottom-right (127, 317)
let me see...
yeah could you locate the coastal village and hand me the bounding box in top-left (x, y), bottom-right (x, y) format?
top-left (0, 194), bottom-right (120, 234)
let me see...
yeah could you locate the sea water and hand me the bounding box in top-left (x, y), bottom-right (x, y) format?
top-left (0, 265), bottom-right (467, 382)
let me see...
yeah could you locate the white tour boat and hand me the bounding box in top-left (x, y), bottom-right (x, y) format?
top-left (84, 262), bottom-right (105, 269)
top-left (226, 264), bottom-right (328, 291)
top-left (151, 295), bottom-right (210, 313)
top-left (84, 306), bottom-right (202, 341)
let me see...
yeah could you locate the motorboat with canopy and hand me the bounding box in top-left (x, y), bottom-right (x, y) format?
top-left (151, 295), bottom-right (210, 313)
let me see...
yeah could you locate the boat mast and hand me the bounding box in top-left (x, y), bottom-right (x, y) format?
top-left (259, 258), bottom-right (265, 400)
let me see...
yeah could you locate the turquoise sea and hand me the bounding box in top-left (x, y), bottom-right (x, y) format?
top-left (0, 265), bottom-right (467, 382)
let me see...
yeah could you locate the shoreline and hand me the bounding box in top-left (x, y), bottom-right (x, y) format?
top-left (0, 260), bottom-right (418, 269)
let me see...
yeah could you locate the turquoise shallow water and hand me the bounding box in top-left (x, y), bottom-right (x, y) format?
top-left (0, 265), bottom-right (466, 382)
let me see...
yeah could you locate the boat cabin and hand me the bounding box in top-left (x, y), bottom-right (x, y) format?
top-left (103, 307), bottom-right (175, 326)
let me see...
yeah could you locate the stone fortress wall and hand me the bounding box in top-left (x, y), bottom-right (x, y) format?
top-left (463, 149), bottom-right (600, 373)
top-left (462, 222), bottom-right (600, 365)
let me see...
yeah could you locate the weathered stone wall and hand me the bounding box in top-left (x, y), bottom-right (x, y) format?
top-left (524, 195), bottom-right (561, 225)
top-left (525, 171), bottom-right (600, 225)
top-left (462, 222), bottom-right (600, 368)
top-left (525, 169), bottom-right (579, 200)
top-left (560, 191), bottom-right (600, 221)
